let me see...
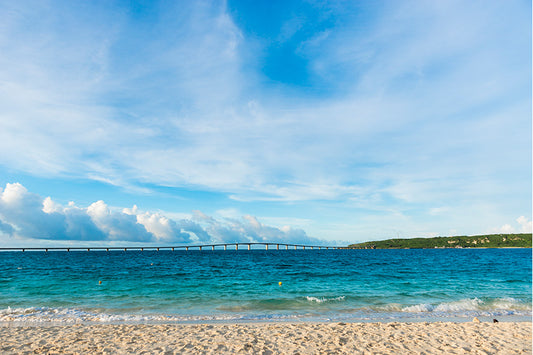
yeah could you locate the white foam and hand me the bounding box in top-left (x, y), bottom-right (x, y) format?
top-left (0, 306), bottom-right (299, 324)
top-left (491, 297), bottom-right (532, 311)
top-left (305, 296), bottom-right (346, 303)
top-left (401, 298), bottom-right (532, 315)
top-left (434, 298), bottom-right (483, 312)
top-left (1, 297), bottom-right (530, 324)
top-left (402, 303), bottom-right (435, 312)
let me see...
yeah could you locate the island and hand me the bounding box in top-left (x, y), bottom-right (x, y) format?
top-left (347, 233), bottom-right (532, 249)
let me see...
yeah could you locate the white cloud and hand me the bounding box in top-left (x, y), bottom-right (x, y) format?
top-left (0, 183), bottom-right (106, 241)
top-left (0, 183), bottom-right (325, 246)
top-left (127, 206), bottom-right (193, 243)
top-left (193, 212), bottom-right (321, 245)
top-left (428, 207), bottom-right (449, 216)
top-left (492, 216), bottom-right (532, 234)
top-left (86, 200), bottom-right (153, 242)
top-left (516, 216), bottom-right (533, 233)
top-left (42, 197), bottom-right (62, 214)
top-left (496, 224), bottom-right (515, 234)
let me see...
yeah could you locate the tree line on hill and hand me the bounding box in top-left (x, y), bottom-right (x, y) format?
top-left (347, 233), bottom-right (532, 249)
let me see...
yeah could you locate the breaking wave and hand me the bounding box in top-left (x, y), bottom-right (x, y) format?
top-left (0, 306), bottom-right (300, 324)
top-left (305, 296), bottom-right (346, 303)
top-left (400, 297), bottom-right (531, 313)
top-left (2, 297), bottom-right (528, 324)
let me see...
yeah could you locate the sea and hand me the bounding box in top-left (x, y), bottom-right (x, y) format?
top-left (0, 248), bottom-right (531, 324)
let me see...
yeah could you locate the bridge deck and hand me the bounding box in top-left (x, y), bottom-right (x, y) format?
top-left (0, 243), bottom-right (339, 252)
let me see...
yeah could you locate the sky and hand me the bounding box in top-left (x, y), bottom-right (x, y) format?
top-left (0, 0), bottom-right (531, 247)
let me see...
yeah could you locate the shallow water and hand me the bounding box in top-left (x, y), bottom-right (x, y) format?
top-left (0, 248), bottom-right (530, 323)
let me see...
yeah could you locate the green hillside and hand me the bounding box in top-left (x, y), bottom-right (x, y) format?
top-left (347, 233), bottom-right (532, 249)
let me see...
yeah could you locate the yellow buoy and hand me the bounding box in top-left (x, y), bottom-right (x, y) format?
top-left (278, 282), bottom-right (282, 286)
top-left (99, 280), bottom-right (102, 285)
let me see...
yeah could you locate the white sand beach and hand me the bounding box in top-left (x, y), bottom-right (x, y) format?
top-left (0, 321), bottom-right (530, 354)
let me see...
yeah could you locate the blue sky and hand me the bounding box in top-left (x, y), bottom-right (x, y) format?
top-left (0, 0), bottom-right (531, 247)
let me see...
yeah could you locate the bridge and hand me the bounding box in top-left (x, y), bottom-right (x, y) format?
top-left (0, 242), bottom-right (340, 252)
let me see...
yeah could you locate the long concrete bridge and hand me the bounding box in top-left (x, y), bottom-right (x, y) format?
top-left (0, 242), bottom-right (340, 252)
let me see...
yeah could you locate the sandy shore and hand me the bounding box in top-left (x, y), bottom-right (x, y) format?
top-left (0, 321), bottom-right (531, 354)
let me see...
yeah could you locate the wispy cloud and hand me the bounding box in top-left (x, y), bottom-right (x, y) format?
top-left (0, 1), bottom-right (529, 201)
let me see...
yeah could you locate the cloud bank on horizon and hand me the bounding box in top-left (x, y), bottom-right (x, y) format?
top-left (0, 1), bottom-right (530, 243)
top-left (0, 182), bottom-right (529, 246)
top-left (0, 183), bottom-right (322, 246)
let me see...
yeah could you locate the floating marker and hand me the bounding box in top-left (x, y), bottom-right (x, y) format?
top-left (99, 280), bottom-right (102, 285)
top-left (279, 281), bottom-right (282, 286)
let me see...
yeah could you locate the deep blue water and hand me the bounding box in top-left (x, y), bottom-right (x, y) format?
top-left (0, 248), bottom-right (531, 323)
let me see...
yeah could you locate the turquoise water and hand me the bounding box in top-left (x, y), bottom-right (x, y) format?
top-left (0, 248), bottom-right (531, 323)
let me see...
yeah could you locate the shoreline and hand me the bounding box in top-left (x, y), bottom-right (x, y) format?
top-left (1, 321), bottom-right (530, 354)
top-left (1, 314), bottom-right (531, 327)
top-left (2, 309), bottom-right (530, 326)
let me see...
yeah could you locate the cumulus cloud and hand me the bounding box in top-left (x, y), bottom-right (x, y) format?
top-left (492, 216), bottom-right (533, 234)
top-left (496, 224), bottom-right (515, 234)
top-left (191, 212), bottom-right (319, 245)
top-left (123, 205), bottom-right (195, 243)
top-left (86, 200), bottom-right (153, 242)
top-left (0, 183), bottom-right (106, 241)
top-left (516, 216), bottom-right (533, 233)
top-left (0, 183), bottom-right (322, 245)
